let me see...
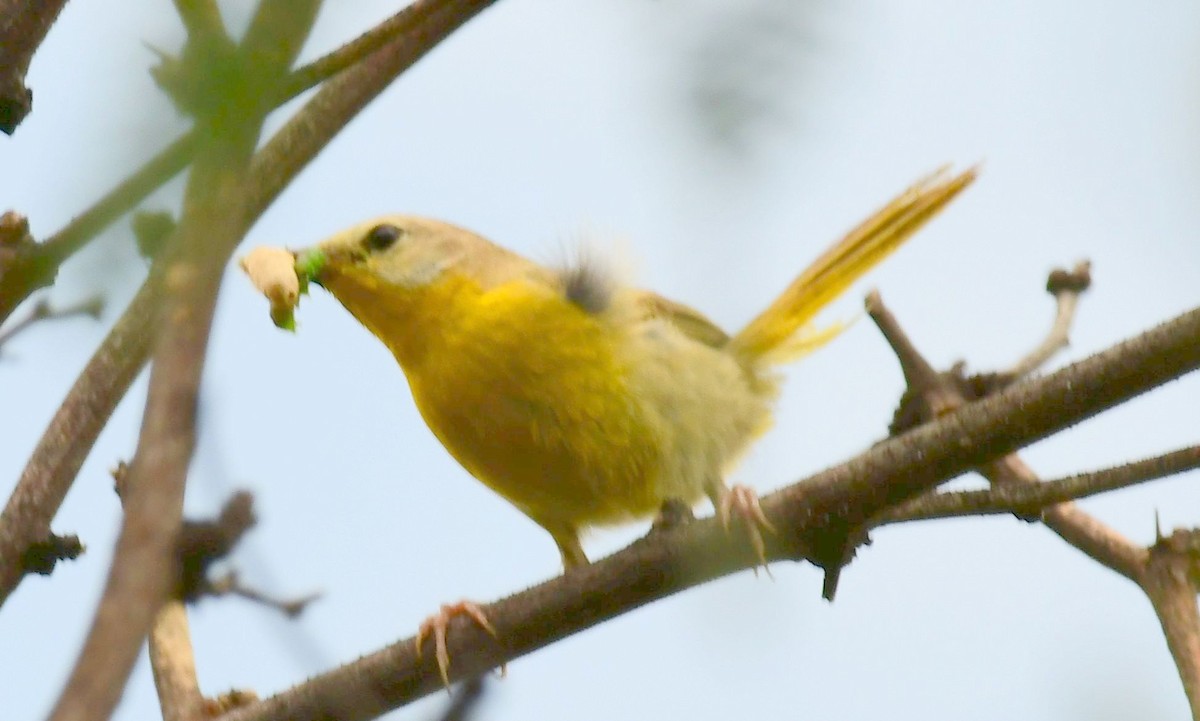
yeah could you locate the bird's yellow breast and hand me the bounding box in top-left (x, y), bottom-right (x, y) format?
top-left (359, 270), bottom-right (671, 527)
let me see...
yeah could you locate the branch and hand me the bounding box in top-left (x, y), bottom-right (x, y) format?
top-left (0, 295), bottom-right (103, 352)
top-left (280, 6), bottom-right (444, 99)
top-left (149, 602), bottom-right (205, 721)
top-left (204, 572), bottom-right (320, 618)
top-left (170, 490), bottom-right (317, 616)
top-left (0, 134), bottom-right (194, 327)
top-left (47, 134), bottom-right (260, 721)
top-left (47, 3), bottom-right (319, 715)
top-left (879, 444), bottom-right (1200, 524)
top-left (36, 137), bottom-right (194, 268)
top-left (221, 304), bottom-right (1200, 721)
top-left (869, 274), bottom-right (1200, 716)
top-left (150, 491), bottom-right (260, 721)
top-left (1007, 260), bottom-right (1091, 377)
top-left (0, 0), bottom-right (69, 133)
top-left (1144, 528), bottom-right (1200, 720)
top-left (869, 285), bottom-right (1146, 577)
top-left (0, 283), bottom-right (156, 606)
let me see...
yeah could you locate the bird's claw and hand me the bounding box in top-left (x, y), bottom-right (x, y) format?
top-left (718, 484), bottom-right (776, 577)
top-left (416, 600), bottom-right (503, 688)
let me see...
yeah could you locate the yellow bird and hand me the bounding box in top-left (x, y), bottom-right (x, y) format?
top-left (284, 167), bottom-right (974, 571)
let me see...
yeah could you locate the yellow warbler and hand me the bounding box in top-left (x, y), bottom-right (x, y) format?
top-left (255, 167), bottom-right (974, 569)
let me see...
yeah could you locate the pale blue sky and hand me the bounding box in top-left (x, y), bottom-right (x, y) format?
top-left (2, 2), bottom-right (1199, 720)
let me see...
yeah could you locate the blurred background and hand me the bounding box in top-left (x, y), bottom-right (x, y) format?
top-left (2, 1), bottom-right (1199, 719)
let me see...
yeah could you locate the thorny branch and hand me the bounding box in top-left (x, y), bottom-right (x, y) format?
top-left (879, 444), bottom-right (1200, 524)
top-left (221, 302), bottom-right (1200, 721)
top-left (0, 295), bottom-right (103, 352)
top-left (1146, 527), bottom-right (1200, 719)
top-left (866, 266), bottom-right (1200, 718)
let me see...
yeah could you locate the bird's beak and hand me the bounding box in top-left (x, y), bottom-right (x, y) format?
top-left (298, 234), bottom-right (374, 290)
top-left (293, 246), bottom-right (330, 288)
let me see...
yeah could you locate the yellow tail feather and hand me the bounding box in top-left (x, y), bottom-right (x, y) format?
top-left (729, 166), bottom-right (977, 363)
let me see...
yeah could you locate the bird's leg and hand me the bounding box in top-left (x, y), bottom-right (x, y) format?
top-left (544, 521), bottom-right (589, 570)
top-left (650, 497), bottom-right (695, 533)
top-left (416, 600), bottom-right (504, 688)
top-left (705, 479), bottom-right (776, 575)
top-left (417, 521), bottom-right (587, 688)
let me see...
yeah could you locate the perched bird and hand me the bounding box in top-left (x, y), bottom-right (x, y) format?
top-left (287, 167), bottom-right (974, 568)
top-left (245, 167), bottom-right (974, 682)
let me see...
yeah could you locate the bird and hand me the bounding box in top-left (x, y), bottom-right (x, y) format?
top-left (248, 166), bottom-right (975, 682)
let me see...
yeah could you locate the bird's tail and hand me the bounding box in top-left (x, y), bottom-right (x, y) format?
top-left (728, 166), bottom-right (977, 364)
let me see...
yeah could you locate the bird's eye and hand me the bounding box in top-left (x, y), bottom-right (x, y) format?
top-left (365, 224), bottom-right (403, 252)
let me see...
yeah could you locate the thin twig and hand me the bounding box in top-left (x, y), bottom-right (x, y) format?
top-left (240, 0), bottom-right (502, 225)
top-left (0, 134), bottom-right (195, 327)
top-left (879, 444), bottom-right (1200, 524)
top-left (149, 601), bottom-right (205, 721)
top-left (280, 6), bottom-right (437, 99)
top-left (0, 295), bottom-right (103, 352)
top-left (999, 454), bottom-right (1147, 576)
top-left (206, 571), bottom-right (321, 618)
top-left (219, 304), bottom-right (1200, 721)
top-left (1007, 260), bottom-right (1092, 377)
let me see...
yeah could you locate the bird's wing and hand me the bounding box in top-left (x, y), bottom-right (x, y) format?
top-left (632, 291), bottom-right (730, 348)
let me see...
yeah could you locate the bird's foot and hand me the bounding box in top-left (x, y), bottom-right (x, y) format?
top-left (716, 484), bottom-right (777, 577)
top-left (416, 600), bottom-right (504, 687)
